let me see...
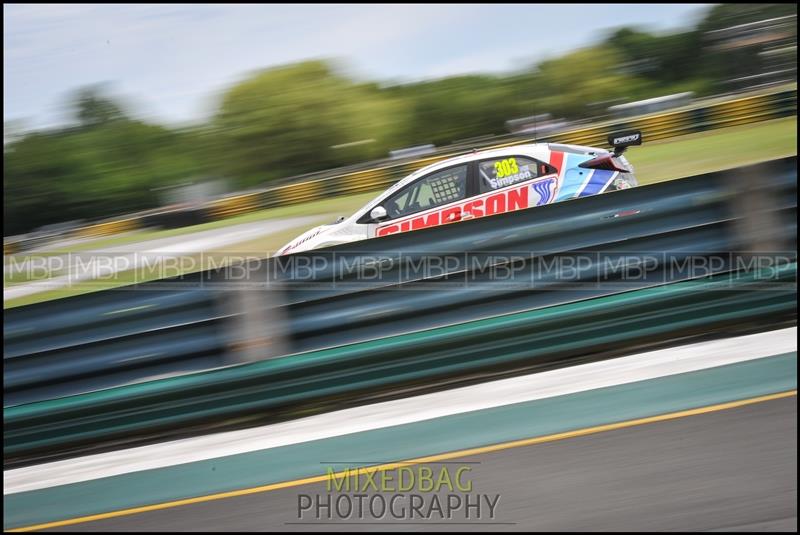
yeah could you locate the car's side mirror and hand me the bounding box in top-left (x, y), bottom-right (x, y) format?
top-left (370, 206), bottom-right (388, 222)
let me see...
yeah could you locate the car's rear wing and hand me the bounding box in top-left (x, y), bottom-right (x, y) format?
top-left (608, 130), bottom-right (642, 156)
top-left (579, 130), bottom-right (642, 172)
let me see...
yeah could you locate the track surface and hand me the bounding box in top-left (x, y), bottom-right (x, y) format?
top-left (49, 395), bottom-right (797, 532)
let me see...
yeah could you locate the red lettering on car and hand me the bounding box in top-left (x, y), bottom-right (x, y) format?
top-left (440, 206), bottom-right (461, 224)
top-left (464, 199), bottom-right (484, 218)
top-left (411, 212), bottom-right (441, 230)
top-left (507, 185), bottom-right (529, 211)
top-left (377, 224), bottom-right (400, 237)
top-left (485, 193), bottom-right (506, 216)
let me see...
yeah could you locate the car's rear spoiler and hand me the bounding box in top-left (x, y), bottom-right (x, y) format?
top-left (608, 130), bottom-right (642, 156)
top-left (579, 130), bottom-right (642, 172)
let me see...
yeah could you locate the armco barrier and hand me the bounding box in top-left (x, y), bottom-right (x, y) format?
top-left (4, 263), bottom-right (796, 458)
top-left (3, 275), bottom-right (288, 407)
top-left (5, 87), bottom-right (796, 250)
top-left (72, 216), bottom-right (141, 239)
top-left (4, 288), bottom-right (228, 405)
top-left (2, 158), bottom-right (797, 458)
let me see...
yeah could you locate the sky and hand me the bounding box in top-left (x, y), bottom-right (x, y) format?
top-left (4, 3), bottom-right (712, 130)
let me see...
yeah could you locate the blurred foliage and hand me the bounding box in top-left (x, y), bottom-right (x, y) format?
top-left (4, 3), bottom-right (797, 235)
top-left (213, 61), bottom-right (407, 186)
top-left (384, 75), bottom-right (524, 146)
top-left (534, 46), bottom-right (656, 118)
top-left (5, 87), bottom-right (207, 232)
top-left (697, 3), bottom-right (798, 32)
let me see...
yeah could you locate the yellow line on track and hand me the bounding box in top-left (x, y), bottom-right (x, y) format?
top-left (8, 389), bottom-right (797, 532)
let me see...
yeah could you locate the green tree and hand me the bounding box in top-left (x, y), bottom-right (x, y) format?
top-left (4, 88), bottom-right (206, 235)
top-left (71, 84), bottom-right (128, 127)
top-left (532, 46), bottom-right (652, 119)
top-left (214, 60), bottom-right (407, 187)
top-left (696, 3), bottom-right (797, 33)
top-left (386, 75), bottom-right (524, 146)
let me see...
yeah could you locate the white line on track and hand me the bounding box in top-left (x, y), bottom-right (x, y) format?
top-left (4, 327), bottom-right (796, 495)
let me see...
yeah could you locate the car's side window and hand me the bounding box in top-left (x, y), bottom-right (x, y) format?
top-left (384, 165), bottom-right (468, 219)
top-left (478, 156), bottom-right (555, 193)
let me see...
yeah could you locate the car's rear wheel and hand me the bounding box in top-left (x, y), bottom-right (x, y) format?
top-left (607, 172), bottom-right (638, 191)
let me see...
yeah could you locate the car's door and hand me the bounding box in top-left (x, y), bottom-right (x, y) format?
top-left (371, 163), bottom-right (470, 237)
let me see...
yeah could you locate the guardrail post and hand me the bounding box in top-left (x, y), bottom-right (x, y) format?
top-left (215, 261), bottom-right (290, 366)
top-left (726, 164), bottom-right (790, 254)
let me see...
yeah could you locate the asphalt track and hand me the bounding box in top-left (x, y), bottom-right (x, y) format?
top-left (47, 395), bottom-right (797, 532)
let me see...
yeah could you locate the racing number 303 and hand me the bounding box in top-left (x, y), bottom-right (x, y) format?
top-left (494, 158), bottom-right (519, 178)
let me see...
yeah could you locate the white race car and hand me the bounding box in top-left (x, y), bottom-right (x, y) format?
top-left (277, 131), bottom-right (641, 255)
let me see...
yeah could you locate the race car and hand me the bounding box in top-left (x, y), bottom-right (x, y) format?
top-left (277, 131), bottom-right (642, 255)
